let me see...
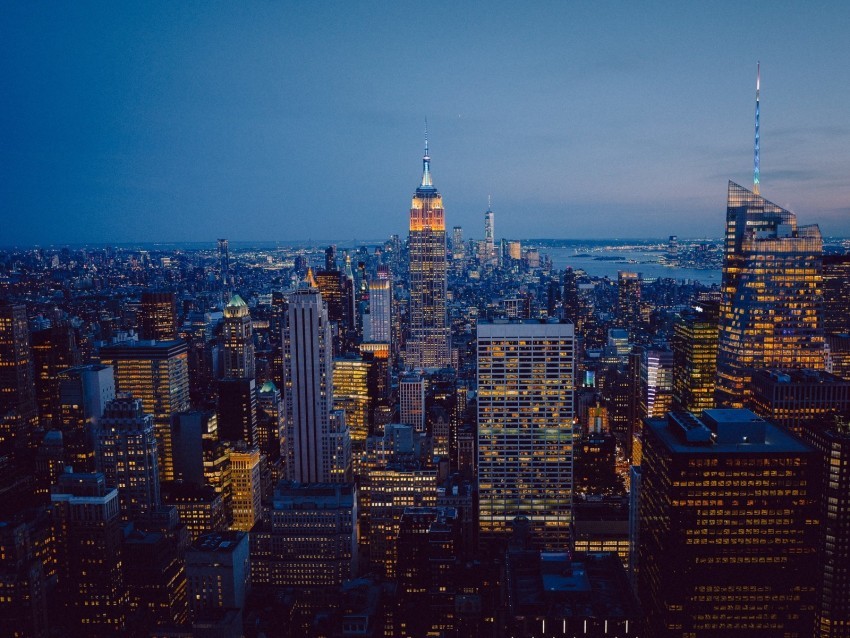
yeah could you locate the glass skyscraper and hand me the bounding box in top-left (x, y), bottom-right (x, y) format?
top-left (716, 181), bottom-right (824, 407)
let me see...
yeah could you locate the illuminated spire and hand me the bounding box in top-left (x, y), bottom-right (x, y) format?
top-left (754, 62), bottom-right (760, 195)
top-left (420, 118), bottom-right (434, 190)
top-left (305, 267), bottom-right (318, 289)
top-left (487, 194), bottom-right (492, 212)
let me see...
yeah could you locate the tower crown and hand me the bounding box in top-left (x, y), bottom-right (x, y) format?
top-left (417, 121), bottom-right (437, 194)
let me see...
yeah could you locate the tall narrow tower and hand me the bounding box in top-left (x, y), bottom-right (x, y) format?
top-left (753, 62), bottom-right (761, 195)
top-left (407, 127), bottom-right (450, 368)
top-left (484, 197), bottom-right (495, 265)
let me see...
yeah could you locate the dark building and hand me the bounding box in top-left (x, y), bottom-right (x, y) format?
top-left (617, 271), bottom-right (642, 337)
top-left (30, 323), bottom-right (79, 428)
top-left (638, 410), bottom-right (820, 637)
top-left (822, 254), bottom-right (850, 335)
top-left (827, 333), bottom-right (850, 381)
top-left (749, 368), bottom-right (850, 436)
top-left (572, 498), bottom-right (630, 570)
top-left (801, 419), bottom-right (850, 638)
top-left (0, 303), bottom-right (38, 450)
top-left (139, 291), bottom-right (178, 341)
top-left (161, 480), bottom-right (227, 541)
top-left (216, 377), bottom-right (257, 446)
top-left (0, 518), bottom-right (49, 638)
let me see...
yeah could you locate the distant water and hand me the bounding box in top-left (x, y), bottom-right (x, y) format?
top-left (543, 246), bottom-right (722, 285)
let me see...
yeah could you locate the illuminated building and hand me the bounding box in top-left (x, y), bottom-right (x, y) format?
top-left (477, 320), bottom-right (575, 549)
top-left (822, 254), bottom-right (850, 335)
top-left (483, 199), bottom-right (496, 265)
top-left (95, 395), bottom-right (160, 522)
top-left (314, 268), bottom-right (355, 355)
top-left (0, 302), bottom-right (38, 449)
top-left (185, 531), bottom-right (249, 621)
top-left (250, 481), bottom-right (356, 588)
top-left (51, 470), bottom-right (128, 634)
top-left (407, 132), bottom-right (450, 368)
top-left (716, 181), bottom-right (824, 407)
top-left (285, 287), bottom-right (351, 483)
top-left (617, 271), bottom-right (641, 335)
top-left (216, 377), bottom-right (257, 446)
top-left (57, 363), bottom-right (115, 472)
top-left (100, 339), bottom-right (190, 482)
top-left (221, 294), bottom-right (255, 380)
top-left (161, 481), bottom-right (227, 541)
top-left (748, 368), bottom-right (850, 436)
top-left (256, 380), bottom-right (283, 464)
top-left (640, 348), bottom-right (673, 419)
top-left (217, 238), bottom-right (231, 297)
top-left (31, 323), bottom-right (79, 427)
top-left (333, 355), bottom-right (374, 446)
top-left (672, 302), bottom-right (718, 414)
top-left (368, 266), bottom-right (392, 343)
top-left (139, 291), bottom-right (178, 341)
top-left (638, 410), bottom-right (819, 637)
top-left (228, 444), bottom-right (261, 532)
top-left (203, 440), bottom-right (233, 524)
top-left (399, 372), bottom-right (426, 432)
top-left (826, 333), bottom-right (850, 381)
top-left (452, 225), bottom-right (465, 261)
top-left (572, 498), bottom-right (630, 570)
top-left (800, 419), bottom-right (850, 638)
top-left (507, 240), bottom-right (522, 261)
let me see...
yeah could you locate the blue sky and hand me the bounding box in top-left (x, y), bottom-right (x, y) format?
top-left (2, 1), bottom-right (849, 245)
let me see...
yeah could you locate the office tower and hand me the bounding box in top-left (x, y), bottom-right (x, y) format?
top-left (667, 234), bottom-right (679, 258)
top-left (333, 355), bottom-right (375, 453)
top-left (638, 410), bottom-right (819, 637)
top-left (185, 531), bottom-right (250, 619)
top-left (315, 268), bottom-right (355, 355)
top-left (100, 339), bottom-right (190, 482)
top-left (221, 293), bottom-right (255, 379)
top-left (57, 363), bottom-right (115, 472)
top-left (228, 444), bottom-right (261, 531)
top-left (122, 506), bottom-right (189, 632)
top-left (822, 254), bottom-right (850, 335)
top-left (161, 481), bottom-right (227, 541)
top-left (51, 471), bottom-right (128, 635)
top-left (640, 348), bottom-right (673, 421)
top-left (257, 380), bottom-right (283, 463)
top-left (0, 519), bottom-right (50, 638)
top-left (95, 395), bottom-right (160, 522)
top-left (616, 271), bottom-right (641, 334)
top-left (826, 333), bottom-right (850, 380)
top-left (285, 288), bottom-right (351, 483)
top-left (477, 320), bottom-right (576, 548)
top-left (407, 133), bottom-right (450, 368)
top-left (216, 378), bottom-right (257, 446)
top-left (574, 430), bottom-right (619, 495)
top-left (671, 302), bottom-right (718, 414)
top-left (717, 77), bottom-right (824, 406)
top-left (452, 225), bottom-right (464, 261)
top-left (325, 244), bottom-right (338, 271)
top-left (250, 482), bottom-right (356, 587)
top-left (217, 238), bottom-right (231, 296)
top-left (31, 322), bottom-right (79, 427)
top-left (483, 198), bottom-right (496, 265)
top-left (562, 267), bottom-right (581, 328)
top-left (749, 368), bottom-right (850, 436)
top-left (138, 291), bottom-right (178, 341)
top-left (572, 498), bottom-right (630, 570)
top-left (368, 266), bottom-right (392, 343)
top-left (399, 372), bottom-right (426, 432)
top-left (0, 302), bottom-right (38, 449)
top-left (507, 240), bottom-right (522, 261)
top-left (800, 419), bottom-right (850, 638)
top-left (171, 410), bottom-right (215, 485)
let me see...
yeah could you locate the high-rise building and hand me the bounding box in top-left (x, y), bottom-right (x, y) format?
top-left (57, 363), bottom-right (115, 472)
top-left (671, 302), bottom-right (718, 414)
top-left (95, 395), bottom-right (160, 522)
top-left (452, 225), bottom-right (464, 262)
top-left (0, 518), bottom-right (50, 638)
top-left (483, 199), bottom-right (496, 265)
top-left (822, 254), bottom-right (850, 335)
top-left (138, 291), bottom-right (178, 341)
top-left (0, 303), bottom-right (38, 449)
top-left (368, 266), bottom-right (392, 343)
top-left (640, 348), bottom-right (673, 419)
top-left (228, 444), bottom-right (261, 532)
top-left (31, 323), bottom-right (79, 427)
top-left (100, 340), bottom-right (190, 482)
top-left (161, 481), bottom-right (227, 541)
top-left (399, 372), bottom-right (426, 433)
top-left (800, 419), bottom-right (850, 638)
top-left (217, 238), bottom-right (231, 297)
top-left (185, 531), bottom-right (250, 621)
top-left (617, 271), bottom-right (641, 335)
top-left (638, 410), bottom-right (819, 637)
top-left (221, 294), bottom-right (255, 380)
top-left (216, 377), bottom-right (257, 446)
top-left (407, 133), bottom-right (450, 368)
top-left (51, 471), bottom-right (128, 635)
top-left (284, 288), bottom-right (350, 483)
top-left (257, 380), bottom-right (283, 463)
top-left (477, 320), bottom-right (575, 548)
top-left (332, 355), bottom-right (375, 450)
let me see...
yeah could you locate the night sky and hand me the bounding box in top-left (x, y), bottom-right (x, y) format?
top-left (3, 1), bottom-right (849, 245)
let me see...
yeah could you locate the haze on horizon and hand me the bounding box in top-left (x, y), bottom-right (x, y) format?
top-left (2, 1), bottom-right (849, 246)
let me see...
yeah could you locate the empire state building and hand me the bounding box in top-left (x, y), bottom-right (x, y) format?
top-left (406, 134), bottom-right (450, 368)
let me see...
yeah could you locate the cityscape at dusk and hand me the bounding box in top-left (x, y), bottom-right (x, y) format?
top-left (2, 3), bottom-right (850, 638)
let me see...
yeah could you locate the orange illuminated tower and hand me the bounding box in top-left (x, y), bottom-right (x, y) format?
top-left (407, 126), bottom-right (450, 368)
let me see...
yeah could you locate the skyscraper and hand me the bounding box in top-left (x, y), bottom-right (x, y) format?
top-left (95, 395), bottom-right (160, 522)
top-left (221, 294), bottom-right (255, 380)
top-left (638, 410), bottom-right (819, 637)
top-left (617, 271), bottom-right (641, 336)
top-left (477, 320), bottom-right (575, 548)
top-left (368, 265), bottom-right (392, 343)
top-left (483, 198), bottom-right (496, 265)
top-left (31, 322), bottom-right (79, 427)
top-left (0, 302), bottom-right (38, 449)
top-left (407, 132), bottom-right (450, 368)
top-left (217, 238), bottom-right (231, 298)
top-left (228, 444), bottom-right (261, 532)
top-left (284, 288), bottom-right (350, 483)
top-left (452, 225), bottom-right (464, 262)
top-left (822, 254), bottom-right (850, 335)
top-left (100, 340), bottom-right (190, 482)
top-left (138, 291), bottom-right (178, 341)
top-left (671, 302), bottom-right (718, 414)
top-left (716, 182), bottom-right (824, 407)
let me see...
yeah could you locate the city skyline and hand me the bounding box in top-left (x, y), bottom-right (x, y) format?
top-left (3, 2), bottom-right (850, 245)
